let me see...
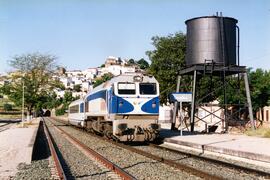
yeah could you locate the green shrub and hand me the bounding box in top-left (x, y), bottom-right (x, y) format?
top-left (3, 103), bottom-right (12, 111)
top-left (245, 127), bottom-right (270, 138)
top-left (263, 129), bottom-right (270, 138)
top-left (55, 108), bottom-right (66, 116)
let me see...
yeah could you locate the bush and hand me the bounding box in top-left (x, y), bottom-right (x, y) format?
top-left (3, 103), bottom-right (12, 111)
top-left (263, 129), bottom-right (270, 138)
top-left (245, 127), bottom-right (270, 138)
top-left (55, 108), bottom-right (66, 116)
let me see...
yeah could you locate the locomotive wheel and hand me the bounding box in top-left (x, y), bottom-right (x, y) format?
top-left (104, 130), bottom-right (113, 139)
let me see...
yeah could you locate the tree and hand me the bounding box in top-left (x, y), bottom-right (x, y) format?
top-left (41, 92), bottom-right (62, 110)
top-left (73, 84), bottom-right (81, 92)
top-left (3, 103), bottom-right (12, 111)
top-left (1, 52), bottom-right (58, 115)
top-left (62, 91), bottom-right (77, 108)
top-left (249, 69), bottom-right (270, 118)
top-left (93, 73), bottom-right (114, 88)
top-left (137, 58), bottom-right (149, 70)
top-left (55, 91), bottom-right (79, 116)
top-left (128, 59), bottom-right (135, 65)
top-left (146, 32), bottom-right (186, 103)
top-left (216, 68), bottom-right (270, 119)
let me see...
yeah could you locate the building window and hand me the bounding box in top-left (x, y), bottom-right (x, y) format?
top-left (266, 110), bottom-right (269, 121)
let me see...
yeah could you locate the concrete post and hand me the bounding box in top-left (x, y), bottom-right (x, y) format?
top-left (190, 71), bottom-right (197, 132)
top-left (171, 75), bottom-right (181, 130)
top-left (244, 72), bottom-right (255, 130)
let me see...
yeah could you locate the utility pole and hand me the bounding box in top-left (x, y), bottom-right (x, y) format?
top-left (22, 77), bottom-right (25, 122)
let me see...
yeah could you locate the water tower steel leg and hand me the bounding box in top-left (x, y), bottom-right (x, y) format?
top-left (191, 70), bottom-right (197, 132)
top-left (171, 75), bottom-right (181, 130)
top-left (243, 72), bottom-right (255, 130)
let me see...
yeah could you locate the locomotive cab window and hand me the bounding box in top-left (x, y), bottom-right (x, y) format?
top-left (118, 83), bottom-right (136, 95)
top-left (139, 83), bottom-right (157, 95)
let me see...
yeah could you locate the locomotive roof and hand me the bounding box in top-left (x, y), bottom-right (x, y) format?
top-left (69, 98), bottom-right (84, 106)
top-left (87, 73), bottom-right (158, 95)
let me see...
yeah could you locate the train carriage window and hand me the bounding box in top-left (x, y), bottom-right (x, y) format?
top-left (118, 83), bottom-right (136, 95)
top-left (69, 105), bottom-right (79, 113)
top-left (140, 83), bottom-right (157, 95)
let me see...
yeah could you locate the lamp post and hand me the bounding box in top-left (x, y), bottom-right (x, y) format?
top-left (22, 76), bottom-right (25, 122)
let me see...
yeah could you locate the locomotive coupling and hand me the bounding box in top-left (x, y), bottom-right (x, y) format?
top-left (149, 123), bottom-right (160, 131)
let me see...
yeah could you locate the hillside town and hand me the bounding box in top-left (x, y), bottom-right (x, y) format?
top-left (0, 56), bottom-right (140, 99)
top-left (52, 56), bottom-right (140, 98)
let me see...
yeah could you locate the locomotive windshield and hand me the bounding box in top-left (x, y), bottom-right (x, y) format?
top-left (118, 83), bottom-right (136, 95)
top-left (139, 83), bottom-right (157, 95)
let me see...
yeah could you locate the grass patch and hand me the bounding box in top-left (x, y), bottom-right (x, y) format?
top-left (245, 127), bottom-right (270, 138)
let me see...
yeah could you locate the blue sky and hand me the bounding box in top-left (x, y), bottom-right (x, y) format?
top-left (0, 0), bottom-right (269, 73)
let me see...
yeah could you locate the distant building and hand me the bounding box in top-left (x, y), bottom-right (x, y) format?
top-left (82, 68), bottom-right (98, 79)
top-left (57, 67), bottom-right (66, 75)
top-left (54, 89), bottom-right (65, 98)
top-left (99, 56), bottom-right (137, 76)
top-left (66, 70), bottom-right (83, 77)
top-left (81, 81), bottom-right (91, 92)
top-left (105, 56), bottom-right (119, 67)
top-left (256, 107), bottom-right (270, 123)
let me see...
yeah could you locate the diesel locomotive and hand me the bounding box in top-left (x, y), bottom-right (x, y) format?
top-left (68, 73), bottom-right (160, 141)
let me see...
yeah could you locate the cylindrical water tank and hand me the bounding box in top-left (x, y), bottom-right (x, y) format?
top-left (185, 16), bottom-right (238, 66)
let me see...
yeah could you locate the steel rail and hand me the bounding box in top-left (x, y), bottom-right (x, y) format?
top-left (48, 118), bottom-right (136, 180)
top-left (0, 123), bottom-right (13, 132)
top-left (43, 118), bottom-right (67, 180)
top-left (0, 120), bottom-right (21, 132)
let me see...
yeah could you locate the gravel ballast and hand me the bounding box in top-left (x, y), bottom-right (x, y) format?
top-left (49, 118), bottom-right (200, 179)
top-left (14, 160), bottom-right (52, 180)
top-left (134, 145), bottom-right (267, 180)
top-left (46, 120), bottom-right (116, 180)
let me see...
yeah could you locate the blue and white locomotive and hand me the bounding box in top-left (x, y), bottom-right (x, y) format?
top-left (68, 73), bottom-right (160, 141)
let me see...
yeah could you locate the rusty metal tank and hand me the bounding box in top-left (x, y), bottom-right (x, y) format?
top-left (185, 16), bottom-right (238, 66)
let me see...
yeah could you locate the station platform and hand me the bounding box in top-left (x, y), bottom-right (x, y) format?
top-left (159, 124), bottom-right (270, 172)
top-left (0, 119), bottom-right (40, 179)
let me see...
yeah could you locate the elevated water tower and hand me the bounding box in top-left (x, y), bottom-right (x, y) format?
top-left (172, 13), bottom-right (255, 132)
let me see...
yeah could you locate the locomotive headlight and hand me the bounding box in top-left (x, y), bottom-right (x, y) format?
top-left (119, 101), bottom-right (123, 107)
top-left (152, 101), bottom-right (156, 108)
top-left (133, 75), bottom-right (143, 82)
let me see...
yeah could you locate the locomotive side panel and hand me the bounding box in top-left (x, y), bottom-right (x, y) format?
top-left (85, 90), bottom-right (108, 118)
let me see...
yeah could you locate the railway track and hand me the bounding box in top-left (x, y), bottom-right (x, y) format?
top-left (43, 119), bottom-right (66, 179)
top-left (50, 117), bottom-right (270, 179)
top-left (0, 120), bottom-right (20, 132)
top-left (80, 129), bottom-right (269, 179)
top-left (43, 117), bottom-right (134, 180)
